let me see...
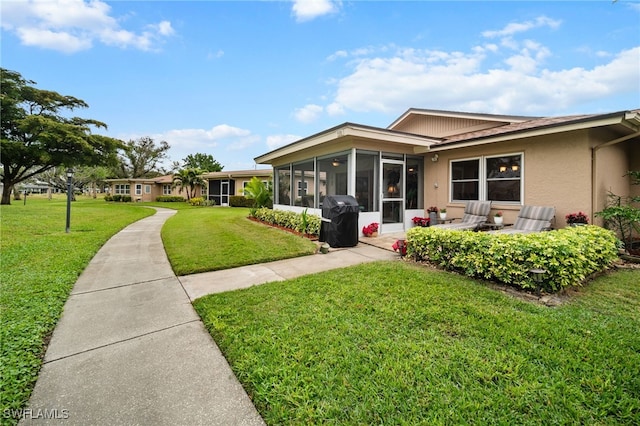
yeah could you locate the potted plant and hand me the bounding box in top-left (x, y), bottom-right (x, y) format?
top-left (412, 216), bottom-right (430, 227)
top-left (362, 222), bottom-right (379, 237)
top-left (439, 208), bottom-right (447, 220)
top-left (565, 211), bottom-right (589, 226)
top-left (494, 211), bottom-right (503, 225)
top-left (427, 206), bottom-right (438, 224)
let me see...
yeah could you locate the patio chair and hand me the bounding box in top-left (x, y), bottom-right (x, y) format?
top-left (493, 205), bottom-right (555, 234)
top-left (430, 201), bottom-right (492, 231)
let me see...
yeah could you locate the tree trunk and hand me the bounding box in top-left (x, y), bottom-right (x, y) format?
top-left (1, 184), bottom-right (13, 205)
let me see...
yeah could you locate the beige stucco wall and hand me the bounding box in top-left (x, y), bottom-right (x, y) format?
top-left (425, 130), bottom-right (596, 228)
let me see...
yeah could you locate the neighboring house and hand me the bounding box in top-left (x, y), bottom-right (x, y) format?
top-left (202, 169), bottom-right (272, 206)
top-left (255, 108), bottom-right (640, 235)
top-left (105, 175), bottom-right (203, 202)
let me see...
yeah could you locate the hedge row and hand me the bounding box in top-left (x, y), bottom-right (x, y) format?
top-left (250, 207), bottom-right (321, 236)
top-left (155, 196), bottom-right (186, 202)
top-left (230, 196), bottom-right (255, 208)
top-left (406, 225), bottom-right (619, 292)
top-left (104, 195), bottom-right (132, 202)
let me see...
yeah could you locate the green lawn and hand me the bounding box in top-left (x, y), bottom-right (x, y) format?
top-left (161, 207), bottom-right (317, 275)
top-left (0, 196), bottom-right (155, 422)
top-left (0, 197), bottom-right (317, 424)
top-left (194, 261), bottom-right (640, 425)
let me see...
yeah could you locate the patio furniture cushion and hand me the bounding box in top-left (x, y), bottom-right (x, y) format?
top-left (497, 205), bottom-right (555, 234)
top-left (431, 201), bottom-right (491, 230)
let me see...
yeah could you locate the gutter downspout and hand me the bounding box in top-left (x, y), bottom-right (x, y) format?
top-left (591, 131), bottom-right (640, 222)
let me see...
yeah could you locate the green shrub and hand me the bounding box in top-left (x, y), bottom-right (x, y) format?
top-left (111, 194), bottom-right (122, 202)
top-left (230, 195), bottom-right (255, 208)
top-left (250, 207), bottom-right (321, 236)
top-left (188, 197), bottom-right (204, 206)
top-left (406, 225), bottom-right (618, 292)
top-left (104, 195), bottom-right (112, 201)
top-left (155, 195), bottom-right (186, 202)
top-left (122, 195), bottom-right (132, 202)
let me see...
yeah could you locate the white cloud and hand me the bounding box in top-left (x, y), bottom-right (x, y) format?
top-left (0, 0), bottom-right (174, 53)
top-left (310, 16), bottom-right (639, 117)
top-left (266, 134), bottom-right (301, 150)
top-left (292, 0), bottom-right (340, 22)
top-left (294, 104), bottom-right (324, 123)
top-left (328, 45), bottom-right (640, 115)
top-left (482, 16), bottom-right (561, 39)
top-left (129, 124), bottom-right (260, 166)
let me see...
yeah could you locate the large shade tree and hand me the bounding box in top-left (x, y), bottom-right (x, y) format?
top-left (1, 68), bottom-right (123, 205)
top-left (181, 153), bottom-right (223, 172)
top-left (114, 137), bottom-right (171, 178)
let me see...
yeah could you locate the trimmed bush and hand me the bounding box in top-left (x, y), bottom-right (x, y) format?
top-left (188, 197), bottom-right (204, 206)
top-left (250, 207), bottom-right (321, 236)
top-left (230, 195), bottom-right (255, 208)
top-left (155, 195), bottom-right (186, 202)
top-left (406, 225), bottom-right (618, 292)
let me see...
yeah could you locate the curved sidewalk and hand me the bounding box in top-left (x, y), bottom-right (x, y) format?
top-left (23, 208), bottom-right (398, 425)
top-left (22, 208), bottom-right (264, 425)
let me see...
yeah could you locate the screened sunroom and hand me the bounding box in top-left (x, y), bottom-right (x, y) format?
top-left (255, 123), bottom-right (436, 235)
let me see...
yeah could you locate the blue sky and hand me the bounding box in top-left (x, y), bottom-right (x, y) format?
top-left (2, 1), bottom-right (639, 171)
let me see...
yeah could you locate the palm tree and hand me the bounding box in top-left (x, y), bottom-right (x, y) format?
top-left (242, 176), bottom-right (272, 208)
top-left (172, 168), bottom-right (205, 200)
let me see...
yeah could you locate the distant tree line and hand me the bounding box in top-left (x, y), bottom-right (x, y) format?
top-left (1, 68), bottom-right (224, 204)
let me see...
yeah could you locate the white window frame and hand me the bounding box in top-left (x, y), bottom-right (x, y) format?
top-left (450, 152), bottom-right (524, 204)
top-left (135, 184), bottom-right (142, 195)
top-left (163, 184), bottom-right (172, 195)
top-left (115, 184), bottom-right (130, 195)
top-left (297, 180), bottom-right (308, 197)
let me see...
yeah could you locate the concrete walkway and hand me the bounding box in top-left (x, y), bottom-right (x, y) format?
top-left (22, 208), bottom-right (398, 425)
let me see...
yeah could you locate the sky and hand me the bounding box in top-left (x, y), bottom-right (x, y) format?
top-left (2, 0), bottom-right (639, 171)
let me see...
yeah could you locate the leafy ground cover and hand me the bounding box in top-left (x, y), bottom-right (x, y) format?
top-left (194, 261), bottom-right (640, 425)
top-left (161, 207), bottom-right (318, 275)
top-left (0, 196), bottom-right (154, 423)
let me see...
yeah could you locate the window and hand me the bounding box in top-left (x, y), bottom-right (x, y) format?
top-left (297, 181), bottom-right (308, 196)
top-left (451, 159), bottom-right (479, 201)
top-left (405, 156), bottom-right (423, 209)
top-left (293, 160), bottom-right (314, 207)
top-left (317, 154), bottom-right (348, 207)
top-left (486, 155), bottom-right (521, 202)
top-left (451, 153), bottom-right (522, 203)
top-left (163, 184), bottom-right (172, 195)
top-left (135, 184), bottom-right (142, 195)
top-left (145, 185), bottom-right (151, 194)
top-left (276, 165), bottom-right (291, 205)
top-left (114, 184), bottom-right (130, 195)
top-left (355, 151), bottom-right (379, 212)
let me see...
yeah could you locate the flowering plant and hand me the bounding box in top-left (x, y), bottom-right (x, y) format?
top-left (412, 216), bottom-right (430, 227)
top-left (494, 211), bottom-right (503, 217)
top-left (427, 206), bottom-right (439, 213)
top-left (392, 239), bottom-right (407, 256)
top-left (362, 222), bottom-right (379, 236)
top-left (440, 208), bottom-right (447, 213)
top-left (566, 211), bottom-right (589, 224)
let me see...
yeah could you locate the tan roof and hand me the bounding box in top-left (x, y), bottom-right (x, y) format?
top-left (429, 109), bottom-right (640, 150)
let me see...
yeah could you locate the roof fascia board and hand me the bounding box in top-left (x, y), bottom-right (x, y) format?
top-left (255, 123), bottom-right (438, 164)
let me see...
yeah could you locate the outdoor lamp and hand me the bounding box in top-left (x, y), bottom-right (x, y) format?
top-left (65, 168), bottom-right (74, 233)
top-left (529, 268), bottom-right (547, 296)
